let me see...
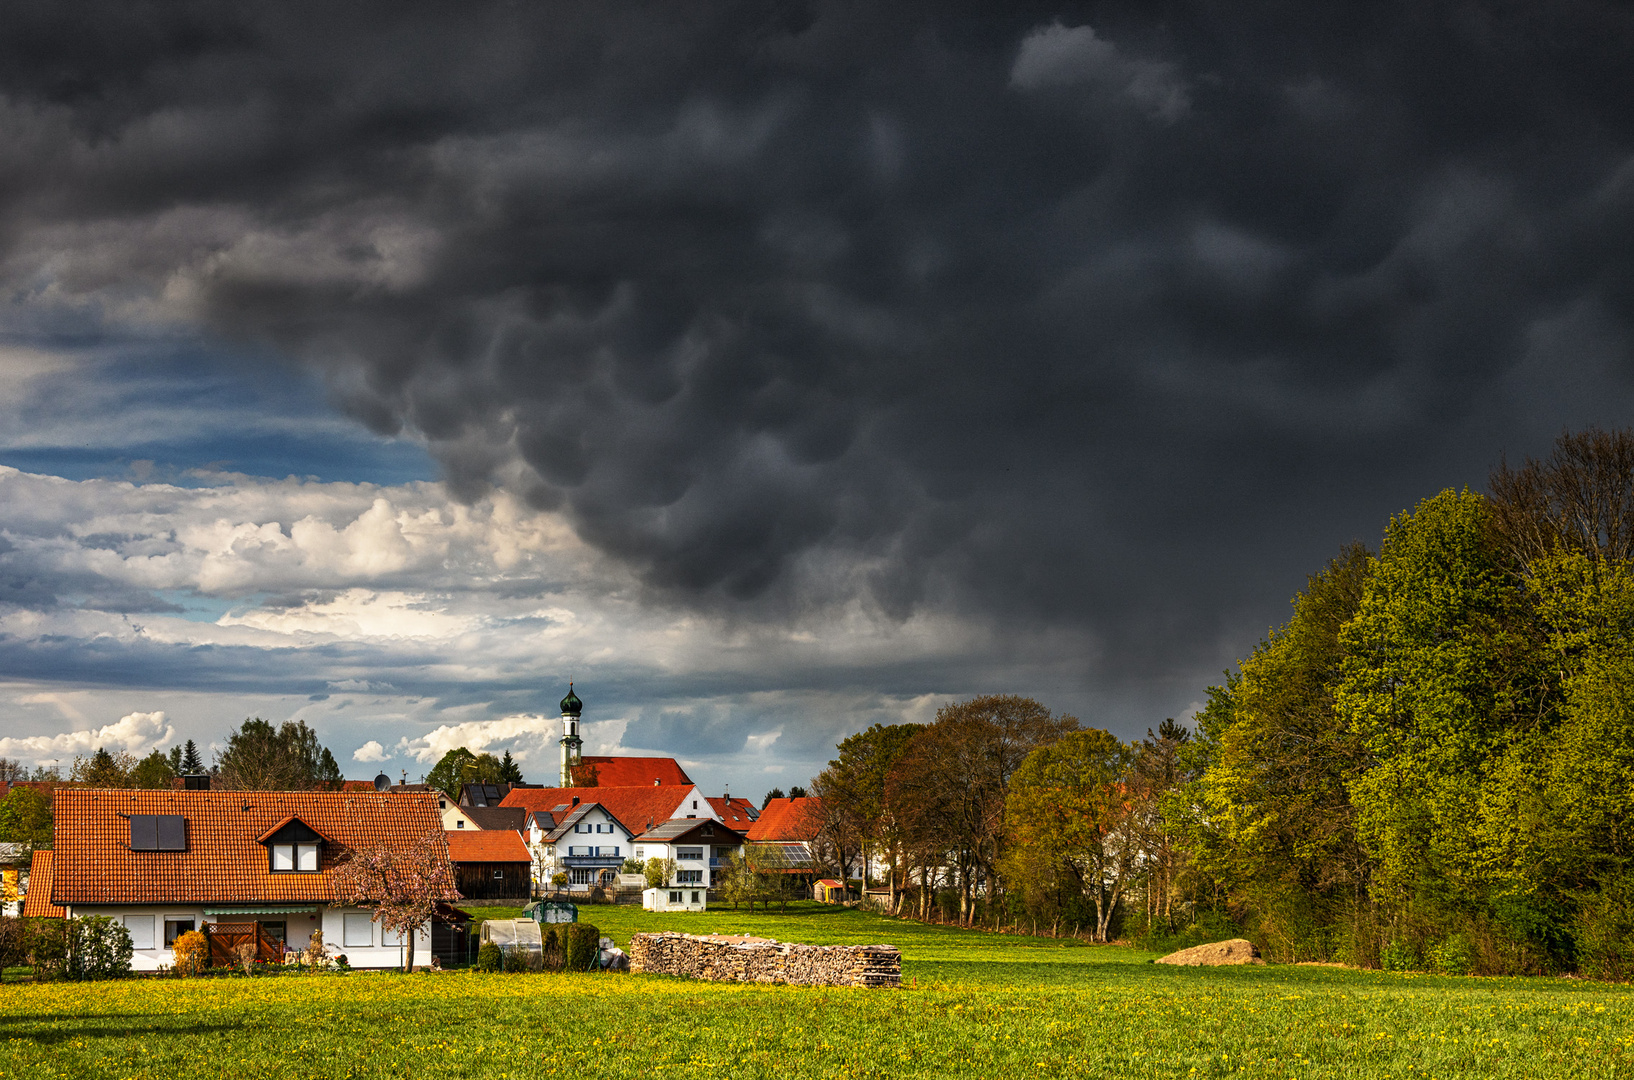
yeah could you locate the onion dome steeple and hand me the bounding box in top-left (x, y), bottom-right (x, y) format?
top-left (560, 683), bottom-right (583, 717)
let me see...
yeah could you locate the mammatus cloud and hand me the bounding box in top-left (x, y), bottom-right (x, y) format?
top-left (0, 710), bottom-right (172, 765)
top-left (1010, 22), bottom-right (1190, 122)
top-left (351, 740), bottom-right (389, 763)
top-left (1, 3), bottom-right (1633, 788)
top-left (1, 2), bottom-right (1629, 697)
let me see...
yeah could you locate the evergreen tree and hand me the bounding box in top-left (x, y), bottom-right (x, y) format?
top-left (180, 739), bottom-right (203, 774)
top-left (499, 750), bottom-right (523, 785)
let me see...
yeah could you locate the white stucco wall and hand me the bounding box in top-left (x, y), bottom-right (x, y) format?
top-left (64, 905), bottom-right (431, 971)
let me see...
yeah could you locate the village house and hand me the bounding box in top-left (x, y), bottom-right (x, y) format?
top-left (506, 785), bottom-right (702, 889)
top-left (632, 817), bottom-right (747, 911)
top-left (46, 788), bottom-right (452, 971)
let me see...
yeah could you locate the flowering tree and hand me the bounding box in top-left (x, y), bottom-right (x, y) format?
top-left (330, 830), bottom-right (461, 972)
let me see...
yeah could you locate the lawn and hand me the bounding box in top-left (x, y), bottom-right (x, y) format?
top-left (4, 902), bottom-right (1632, 1079)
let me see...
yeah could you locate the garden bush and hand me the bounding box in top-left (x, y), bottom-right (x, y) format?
top-left (29, 917), bottom-right (135, 981)
top-left (541, 925), bottom-right (563, 971)
top-left (0, 917), bottom-right (26, 981)
top-left (171, 931), bottom-right (209, 976)
top-left (564, 923), bottom-right (600, 972)
top-left (475, 942), bottom-right (502, 972)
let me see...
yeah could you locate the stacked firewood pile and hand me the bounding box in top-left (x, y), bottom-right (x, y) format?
top-left (628, 932), bottom-right (901, 988)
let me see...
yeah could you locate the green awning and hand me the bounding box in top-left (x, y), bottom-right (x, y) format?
top-left (203, 905), bottom-right (321, 916)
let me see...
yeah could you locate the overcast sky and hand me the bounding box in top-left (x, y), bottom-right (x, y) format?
top-left (2, 2), bottom-right (1632, 797)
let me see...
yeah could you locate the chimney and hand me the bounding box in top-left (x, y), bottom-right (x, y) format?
top-left (653, 778), bottom-right (660, 786)
top-left (572, 796), bottom-right (581, 807)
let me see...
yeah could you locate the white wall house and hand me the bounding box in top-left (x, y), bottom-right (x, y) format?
top-left (528, 800), bottom-right (635, 889)
top-left (48, 789), bottom-right (451, 971)
top-left (631, 818), bottom-right (747, 903)
top-left (62, 904), bottom-right (431, 972)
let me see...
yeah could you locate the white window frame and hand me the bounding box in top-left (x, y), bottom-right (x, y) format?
top-left (676, 847), bottom-right (703, 861)
top-left (164, 916), bottom-right (196, 949)
top-left (271, 844), bottom-right (294, 871)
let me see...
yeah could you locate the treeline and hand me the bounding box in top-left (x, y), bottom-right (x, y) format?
top-left (806, 697), bottom-right (1185, 942)
top-left (810, 428), bottom-right (1634, 976)
top-left (1184, 427), bottom-right (1634, 977)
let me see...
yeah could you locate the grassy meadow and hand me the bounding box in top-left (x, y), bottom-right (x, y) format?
top-left (3, 902), bottom-right (1632, 1079)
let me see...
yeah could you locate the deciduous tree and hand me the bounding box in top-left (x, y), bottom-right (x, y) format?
top-left (216, 719), bottom-right (343, 791)
top-left (330, 831), bottom-right (460, 973)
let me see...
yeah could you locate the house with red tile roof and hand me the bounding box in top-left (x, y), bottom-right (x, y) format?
top-left (445, 829), bottom-right (531, 901)
top-left (630, 817), bottom-right (747, 910)
top-left (746, 797), bottom-right (823, 843)
top-left (505, 783), bottom-right (721, 892)
top-left (21, 850), bottom-right (63, 918)
top-left (708, 796), bottom-right (759, 831)
top-left (569, 756), bottom-right (693, 788)
top-left (48, 788), bottom-right (452, 970)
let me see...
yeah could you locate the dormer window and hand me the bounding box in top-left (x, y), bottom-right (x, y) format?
top-left (272, 842), bottom-right (320, 872)
top-left (256, 816), bottom-right (328, 874)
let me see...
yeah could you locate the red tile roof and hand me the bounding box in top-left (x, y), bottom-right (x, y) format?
top-left (51, 789), bottom-right (448, 906)
top-left (708, 797), bottom-right (758, 829)
top-left (445, 830), bottom-right (530, 863)
top-left (22, 850), bottom-right (64, 917)
top-left (500, 784), bottom-right (697, 835)
top-left (574, 756), bottom-right (692, 787)
top-left (0, 780), bottom-right (66, 804)
top-left (746, 797), bottom-right (824, 842)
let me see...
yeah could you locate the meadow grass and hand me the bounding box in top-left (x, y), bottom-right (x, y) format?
top-left (3, 902), bottom-right (1632, 1079)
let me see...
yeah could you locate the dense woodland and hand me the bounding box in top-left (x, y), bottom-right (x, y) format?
top-left (810, 428), bottom-right (1634, 977)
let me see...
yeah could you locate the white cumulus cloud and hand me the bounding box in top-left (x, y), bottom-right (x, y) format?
top-left (351, 740), bottom-right (390, 763)
top-left (394, 713), bottom-right (562, 764)
top-left (0, 710), bottom-right (174, 764)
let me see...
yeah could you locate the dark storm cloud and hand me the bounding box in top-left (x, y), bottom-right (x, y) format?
top-left (4, 1), bottom-right (1634, 698)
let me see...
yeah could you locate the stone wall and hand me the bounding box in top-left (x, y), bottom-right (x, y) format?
top-left (628, 932), bottom-right (901, 988)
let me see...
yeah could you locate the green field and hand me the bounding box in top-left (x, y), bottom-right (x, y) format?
top-left (4, 902), bottom-right (1632, 1078)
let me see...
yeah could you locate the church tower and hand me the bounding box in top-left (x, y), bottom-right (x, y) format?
top-left (559, 683), bottom-right (583, 787)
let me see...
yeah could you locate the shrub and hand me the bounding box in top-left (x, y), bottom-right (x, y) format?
top-left (1575, 882), bottom-right (1634, 981)
top-left (46, 917), bottom-right (136, 981)
top-left (27, 919), bottom-right (70, 979)
top-left (541, 925), bottom-right (563, 972)
top-left (563, 923), bottom-right (600, 972)
top-left (0, 916), bottom-right (27, 981)
top-left (475, 941), bottom-right (502, 973)
top-left (1430, 932), bottom-right (1474, 976)
top-left (1379, 937), bottom-right (1419, 972)
top-left (551, 872), bottom-right (568, 890)
top-left (171, 931), bottom-right (209, 976)
top-left (588, 886), bottom-right (607, 905)
top-left (230, 942), bottom-right (257, 975)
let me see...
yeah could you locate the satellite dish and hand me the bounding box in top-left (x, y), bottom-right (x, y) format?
top-left (373, 773), bottom-right (391, 792)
